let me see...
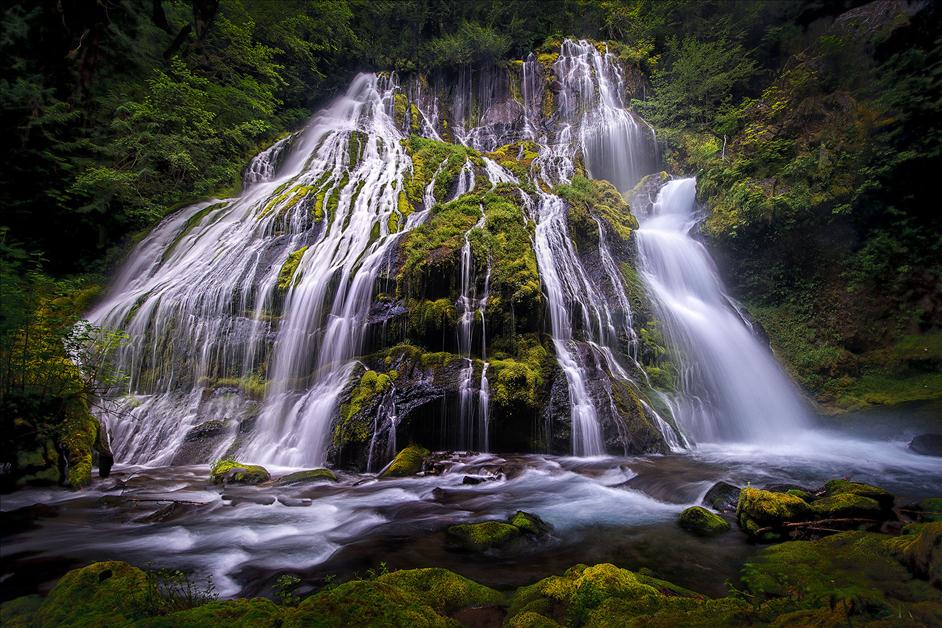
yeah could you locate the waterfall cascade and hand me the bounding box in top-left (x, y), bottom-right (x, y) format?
top-left (87, 37), bottom-right (809, 468)
top-left (636, 179), bottom-right (809, 443)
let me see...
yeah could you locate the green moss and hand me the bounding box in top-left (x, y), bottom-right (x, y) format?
top-left (678, 506), bottom-right (731, 535)
top-left (918, 498), bottom-right (942, 522)
top-left (409, 103), bottom-right (422, 134)
top-left (275, 468), bottom-right (338, 485)
top-left (403, 135), bottom-right (477, 206)
top-left (810, 493), bottom-right (883, 519)
top-left (505, 611), bottom-right (563, 627)
top-left (335, 370), bottom-right (393, 449)
top-left (406, 298), bottom-right (458, 337)
top-left (277, 246), bottom-right (308, 291)
top-left (34, 561), bottom-right (150, 627)
top-left (347, 130), bottom-right (367, 168)
top-left (509, 511), bottom-right (550, 535)
top-left (141, 599), bottom-right (284, 628)
top-left (486, 141), bottom-right (539, 178)
top-left (556, 176), bottom-right (639, 247)
top-left (393, 93), bottom-right (408, 129)
top-left (291, 579), bottom-right (453, 627)
top-left (380, 443), bottom-right (430, 478)
top-left (57, 398), bottom-right (100, 489)
top-left (736, 488), bottom-right (811, 539)
top-left (893, 522), bottom-right (941, 585)
top-left (447, 520), bottom-right (521, 550)
top-left (0, 595), bottom-right (42, 628)
top-left (210, 459), bottom-right (270, 485)
top-left (824, 479), bottom-right (894, 510)
top-left (376, 568), bottom-right (503, 613)
top-left (198, 375), bottom-right (268, 399)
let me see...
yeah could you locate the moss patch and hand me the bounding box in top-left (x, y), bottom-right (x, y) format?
top-left (377, 567), bottom-right (503, 613)
top-left (678, 506), bottom-right (731, 535)
top-left (334, 370), bottom-right (393, 450)
top-left (277, 246), bottom-right (308, 291)
top-left (34, 561), bottom-right (150, 627)
top-left (448, 520), bottom-right (521, 551)
top-left (736, 488), bottom-right (811, 539)
top-left (824, 479), bottom-right (894, 510)
top-left (380, 443), bottom-right (430, 478)
top-left (210, 459), bottom-right (270, 485)
top-left (275, 468), bottom-right (337, 485)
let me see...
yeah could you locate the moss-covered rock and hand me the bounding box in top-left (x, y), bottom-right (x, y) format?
top-left (334, 369), bottom-right (394, 451)
top-left (289, 579), bottom-right (454, 627)
top-left (823, 479), bottom-right (894, 511)
top-left (376, 567), bottom-right (503, 613)
top-left (379, 444), bottom-right (430, 478)
top-left (893, 522), bottom-right (942, 585)
top-left (917, 497), bottom-right (942, 522)
top-left (34, 561), bottom-right (150, 626)
top-left (277, 246), bottom-right (308, 291)
top-left (809, 493), bottom-right (883, 519)
top-left (0, 595), bottom-right (42, 628)
top-left (678, 506), bottom-right (731, 535)
top-left (139, 598), bottom-right (284, 628)
top-left (210, 459), bottom-right (270, 485)
top-left (510, 511), bottom-right (551, 535)
top-left (736, 487), bottom-right (811, 539)
top-left (448, 520), bottom-right (521, 551)
top-left (275, 468), bottom-right (337, 486)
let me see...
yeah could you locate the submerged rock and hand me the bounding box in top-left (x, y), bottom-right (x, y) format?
top-left (210, 459), bottom-right (270, 485)
top-left (678, 506), bottom-right (731, 535)
top-left (909, 433), bottom-right (942, 457)
top-left (448, 521), bottom-right (522, 551)
top-left (275, 468), bottom-right (338, 485)
top-left (702, 481), bottom-right (741, 513)
top-left (736, 488), bottom-right (811, 539)
top-left (379, 444), bottom-right (430, 478)
top-left (448, 511), bottom-right (551, 552)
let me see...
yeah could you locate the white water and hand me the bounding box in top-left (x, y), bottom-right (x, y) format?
top-left (88, 74), bottom-right (420, 466)
top-left (636, 178), bottom-right (809, 443)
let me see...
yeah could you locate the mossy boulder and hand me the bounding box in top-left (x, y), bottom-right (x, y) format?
top-left (736, 488), bottom-right (811, 539)
top-left (823, 479), bottom-right (894, 511)
top-left (701, 481), bottom-right (741, 513)
top-left (33, 561), bottom-right (150, 626)
top-left (210, 459), bottom-right (270, 485)
top-left (893, 522), bottom-right (942, 585)
top-left (290, 579), bottom-right (454, 627)
top-left (741, 528), bottom-right (942, 623)
top-left (448, 521), bottom-right (521, 551)
top-left (376, 567), bottom-right (504, 613)
top-left (678, 506), bottom-right (731, 535)
top-left (140, 598), bottom-right (284, 627)
top-left (509, 511), bottom-right (552, 535)
top-left (0, 595), bottom-right (42, 628)
top-left (275, 468), bottom-right (337, 486)
top-left (809, 493), bottom-right (883, 519)
top-left (379, 444), bottom-right (430, 478)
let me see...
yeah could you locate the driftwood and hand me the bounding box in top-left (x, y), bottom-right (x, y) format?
top-left (753, 517), bottom-right (881, 536)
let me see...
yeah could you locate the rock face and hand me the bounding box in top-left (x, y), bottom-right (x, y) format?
top-left (910, 433), bottom-right (942, 457)
top-left (209, 459), bottom-right (270, 485)
top-left (172, 420), bottom-right (230, 465)
top-left (702, 481), bottom-right (741, 513)
top-left (678, 506), bottom-right (731, 535)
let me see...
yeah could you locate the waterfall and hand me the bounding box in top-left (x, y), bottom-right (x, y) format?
top-left (522, 40), bottom-right (662, 455)
top-left (88, 73), bottom-right (419, 466)
top-left (455, 204), bottom-right (491, 451)
top-left (635, 178), bottom-right (809, 443)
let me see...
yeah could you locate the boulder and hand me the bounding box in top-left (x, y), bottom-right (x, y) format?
top-left (448, 521), bottom-right (522, 551)
top-left (810, 493), bottom-right (883, 519)
top-left (909, 433), bottom-right (942, 457)
top-left (678, 506), bottom-right (731, 535)
top-left (823, 480), bottom-right (894, 511)
top-left (509, 511), bottom-right (552, 535)
top-left (210, 459), bottom-right (270, 485)
top-left (379, 444), bottom-right (430, 478)
top-left (702, 481), bottom-right (741, 513)
top-left (737, 488), bottom-right (812, 539)
top-left (275, 468), bottom-right (338, 485)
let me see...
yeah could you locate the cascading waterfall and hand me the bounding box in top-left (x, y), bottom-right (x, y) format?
top-left (88, 73), bottom-right (421, 466)
top-left (636, 178), bottom-right (809, 443)
top-left (455, 204), bottom-right (491, 451)
top-left (522, 40), bottom-right (664, 455)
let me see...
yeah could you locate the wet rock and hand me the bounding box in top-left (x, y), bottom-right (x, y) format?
top-left (909, 433), bottom-right (942, 457)
top-left (172, 420), bottom-right (231, 465)
top-left (275, 468), bottom-right (337, 485)
top-left (276, 496), bottom-right (312, 507)
top-left (462, 475), bottom-right (488, 485)
top-left (379, 444), bottom-right (430, 478)
top-left (222, 493), bottom-right (276, 506)
top-left (810, 493), bottom-right (883, 519)
top-left (736, 487), bottom-right (812, 540)
top-left (448, 520), bottom-right (522, 551)
top-left (702, 481), bottom-right (741, 513)
top-left (481, 99), bottom-right (524, 127)
top-left (509, 511), bottom-right (552, 535)
top-left (823, 479), bottom-right (894, 511)
top-left (210, 459), bottom-right (270, 485)
top-left (678, 506), bottom-right (730, 535)
top-left (135, 501), bottom-right (202, 523)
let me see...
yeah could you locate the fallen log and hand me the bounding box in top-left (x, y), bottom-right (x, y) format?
top-left (753, 517), bottom-right (880, 536)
